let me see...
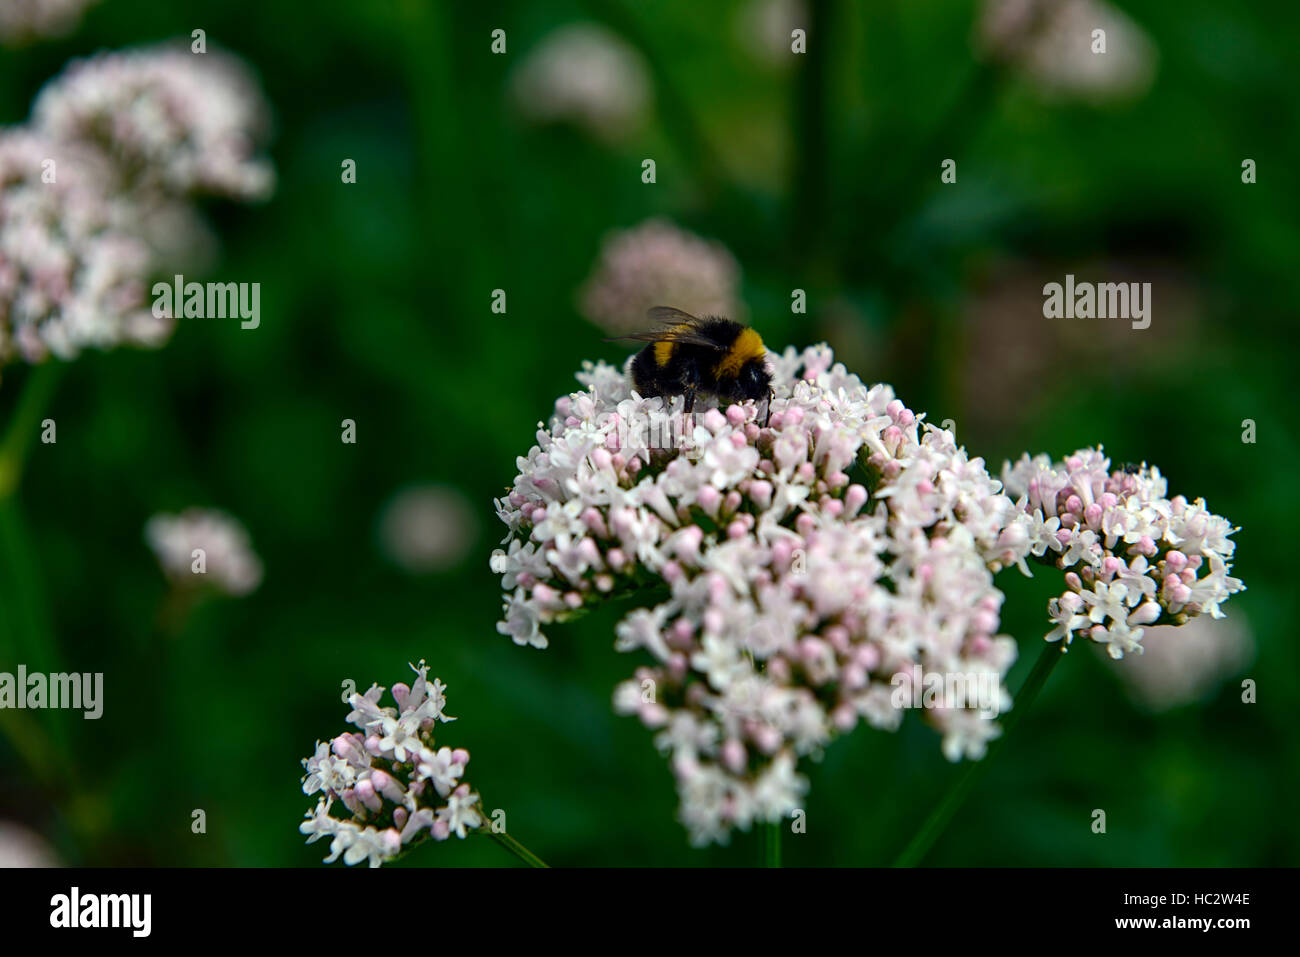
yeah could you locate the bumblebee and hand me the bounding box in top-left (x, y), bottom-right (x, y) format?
top-left (608, 307), bottom-right (773, 423)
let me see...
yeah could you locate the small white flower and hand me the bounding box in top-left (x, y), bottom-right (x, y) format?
top-left (1094, 620), bottom-right (1146, 660)
top-left (436, 786), bottom-right (484, 840)
top-left (416, 746), bottom-right (467, 798)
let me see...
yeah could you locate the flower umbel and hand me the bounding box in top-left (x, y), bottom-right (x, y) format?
top-left (493, 344), bottom-right (1032, 844)
top-left (491, 343), bottom-right (1247, 846)
top-left (0, 42), bottom-right (273, 366)
top-left (577, 218), bottom-right (744, 336)
top-left (1003, 450), bottom-right (1245, 658)
top-left (300, 661), bottom-right (483, 868)
top-left (145, 508), bottom-right (263, 597)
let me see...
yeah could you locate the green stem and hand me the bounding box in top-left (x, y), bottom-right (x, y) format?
top-left (0, 362), bottom-right (63, 500)
top-left (0, 363), bottom-right (67, 748)
top-left (764, 820), bottom-right (782, 868)
top-left (892, 641), bottom-right (1064, 867)
top-left (0, 362), bottom-right (92, 857)
top-left (488, 829), bottom-right (550, 868)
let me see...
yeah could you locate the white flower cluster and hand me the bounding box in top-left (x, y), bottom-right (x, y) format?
top-left (0, 132), bottom-right (167, 361)
top-left (0, 44), bottom-right (273, 365)
top-left (977, 0), bottom-right (1156, 102)
top-left (299, 661), bottom-right (483, 868)
top-left (145, 508), bottom-right (263, 597)
top-left (492, 344), bottom-right (1033, 844)
top-left (510, 23), bottom-right (651, 142)
top-left (1002, 450), bottom-right (1245, 659)
top-left (577, 218), bottom-right (744, 336)
top-left (1105, 617), bottom-right (1253, 713)
top-left (32, 47), bottom-right (274, 199)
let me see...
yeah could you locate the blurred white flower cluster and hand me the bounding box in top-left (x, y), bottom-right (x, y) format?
top-left (578, 218), bottom-right (744, 336)
top-left (0, 0), bottom-right (100, 46)
top-left (1003, 451), bottom-right (1245, 659)
top-left (510, 23), bottom-right (651, 142)
top-left (377, 483), bottom-right (477, 575)
top-left (737, 0), bottom-right (806, 68)
top-left (145, 508), bottom-right (263, 597)
top-left (0, 132), bottom-right (165, 361)
top-left (0, 43), bottom-right (273, 365)
top-left (299, 661), bottom-right (483, 868)
top-left (1104, 616), bottom-right (1254, 713)
top-left (491, 344), bottom-right (1246, 844)
top-left (977, 0), bottom-right (1156, 102)
top-left (32, 47), bottom-right (274, 199)
top-left (0, 820), bottom-right (59, 867)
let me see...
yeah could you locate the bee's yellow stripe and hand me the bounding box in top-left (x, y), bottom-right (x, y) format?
top-left (713, 328), bottom-right (765, 378)
top-left (654, 341), bottom-right (675, 366)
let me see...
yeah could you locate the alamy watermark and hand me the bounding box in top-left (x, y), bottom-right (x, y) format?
top-left (890, 666), bottom-right (1002, 718)
top-left (596, 410), bottom-right (736, 459)
top-left (152, 274), bottom-right (260, 329)
top-left (0, 665), bottom-right (103, 719)
top-left (1043, 274), bottom-right (1151, 330)
top-left (50, 887), bottom-right (150, 937)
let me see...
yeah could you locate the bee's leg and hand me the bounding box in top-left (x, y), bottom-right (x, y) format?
top-left (762, 389), bottom-right (773, 427)
top-left (679, 363), bottom-right (701, 419)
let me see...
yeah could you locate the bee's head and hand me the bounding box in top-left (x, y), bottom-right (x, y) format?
top-left (731, 357), bottom-right (772, 403)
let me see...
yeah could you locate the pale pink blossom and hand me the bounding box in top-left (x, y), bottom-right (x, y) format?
top-left (578, 219), bottom-right (744, 335)
top-left (300, 661), bottom-right (484, 867)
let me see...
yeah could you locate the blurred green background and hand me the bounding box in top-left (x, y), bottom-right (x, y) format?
top-left (0, 0), bottom-right (1296, 866)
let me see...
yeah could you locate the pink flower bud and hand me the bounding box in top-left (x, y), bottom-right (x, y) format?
top-left (721, 739), bottom-right (746, 772)
top-left (832, 703), bottom-right (857, 731)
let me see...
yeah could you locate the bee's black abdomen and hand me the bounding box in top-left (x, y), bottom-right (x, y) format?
top-left (630, 346), bottom-right (665, 397)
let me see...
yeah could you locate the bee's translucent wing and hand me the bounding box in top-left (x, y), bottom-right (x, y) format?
top-left (603, 306), bottom-right (723, 350)
top-left (645, 306), bottom-right (703, 326)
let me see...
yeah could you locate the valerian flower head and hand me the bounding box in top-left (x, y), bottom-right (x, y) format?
top-left (299, 661), bottom-right (482, 867)
top-left (577, 218), bottom-right (744, 336)
top-left (1002, 451), bottom-right (1245, 658)
top-left (492, 344), bottom-right (1033, 844)
top-left (1, 43), bottom-right (274, 366)
top-left (1101, 616), bottom-right (1254, 713)
top-left (32, 44), bottom-right (275, 200)
top-left (509, 23), bottom-right (651, 142)
top-left (0, 130), bottom-right (169, 363)
top-left (977, 0), bottom-right (1157, 103)
top-left (376, 483), bottom-right (478, 575)
top-left (492, 344), bottom-right (1247, 845)
top-left (145, 508), bottom-right (263, 597)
